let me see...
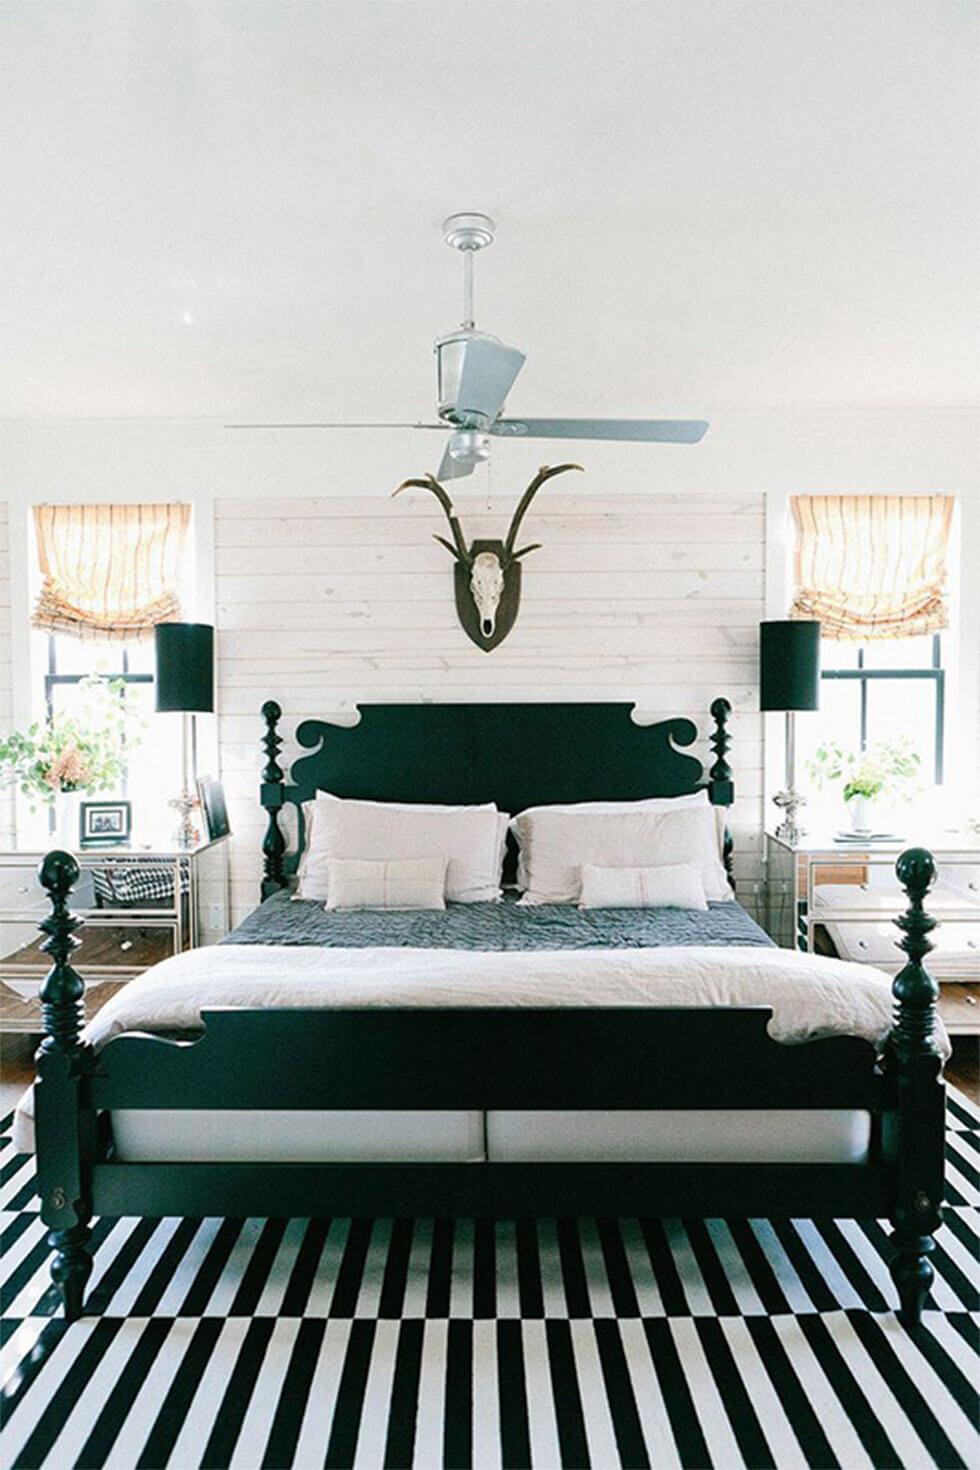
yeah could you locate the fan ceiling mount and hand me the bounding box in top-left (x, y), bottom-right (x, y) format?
top-left (227, 212), bottom-right (709, 477)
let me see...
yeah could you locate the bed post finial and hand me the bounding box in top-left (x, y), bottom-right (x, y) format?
top-left (887, 846), bottom-right (944, 1328)
top-left (707, 697), bottom-right (735, 890)
top-left (36, 851), bottom-right (94, 1322)
top-left (261, 700), bottom-right (288, 898)
top-left (708, 698), bottom-right (733, 805)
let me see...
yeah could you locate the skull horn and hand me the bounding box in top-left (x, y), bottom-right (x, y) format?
top-left (392, 475), bottom-right (470, 564)
top-left (503, 463), bottom-right (583, 562)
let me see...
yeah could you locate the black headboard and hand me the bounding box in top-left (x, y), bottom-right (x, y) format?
top-left (259, 699), bottom-right (734, 896)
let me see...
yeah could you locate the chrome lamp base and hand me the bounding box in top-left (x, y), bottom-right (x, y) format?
top-left (169, 712), bottom-right (201, 848)
top-left (773, 787), bottom-right (807, 845)
top-left (772, 710), bottom-right (807, 845)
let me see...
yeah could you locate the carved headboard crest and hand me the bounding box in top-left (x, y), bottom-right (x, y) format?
top-left (259, 700), bottom-right (735, 899)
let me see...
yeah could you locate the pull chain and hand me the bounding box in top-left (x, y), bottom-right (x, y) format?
top-left (486, 454), bottom-right (493, 512)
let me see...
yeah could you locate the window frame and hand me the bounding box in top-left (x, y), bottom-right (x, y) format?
top-left (819, 632), bottom-right (945, 783)
top-left (43, 634), bottom-right (154, 807)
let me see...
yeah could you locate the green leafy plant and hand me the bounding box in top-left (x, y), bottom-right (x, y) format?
top-left (0, 675), bottom-right (144, 810)
top-left (806, 737), bottom-right (922, 804)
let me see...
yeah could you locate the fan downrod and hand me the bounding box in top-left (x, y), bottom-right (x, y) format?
top-left (443, 213), bottom-right (495, 252)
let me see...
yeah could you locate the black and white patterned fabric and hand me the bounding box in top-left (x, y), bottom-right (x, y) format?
top-left (224, 888), bottom-right (775, 951)
top-left (1, 1093), bottom-right (977, 1469)
top-left (92, 865), bottom-right (189, 908)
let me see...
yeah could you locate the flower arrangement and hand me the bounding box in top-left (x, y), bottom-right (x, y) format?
top-left (0, 675), bottom-right (144, 810)
top-left (806, 737), bottom-right (922, 805)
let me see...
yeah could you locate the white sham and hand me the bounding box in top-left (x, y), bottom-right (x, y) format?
top-left (323, 857), bottom-right (448, 911)
top-left (578, 861), bottom-right (709, 910)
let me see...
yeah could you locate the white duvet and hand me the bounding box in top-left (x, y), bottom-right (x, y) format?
top-left (15, 943), bottom-right (946, 1153)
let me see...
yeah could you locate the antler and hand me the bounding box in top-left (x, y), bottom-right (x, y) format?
top-left (503, 463), bottom-right (583, 561)
top-left (392, 475), bottom-right (470, 563)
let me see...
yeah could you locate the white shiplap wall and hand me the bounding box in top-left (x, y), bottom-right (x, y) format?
top-left (0, 503), bottom-right (13, 846)
top-left (215, 492), bottom-right (765, 924)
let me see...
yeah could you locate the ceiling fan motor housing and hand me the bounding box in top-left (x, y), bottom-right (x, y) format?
top-left (435, 330), bottom-right (498, 428)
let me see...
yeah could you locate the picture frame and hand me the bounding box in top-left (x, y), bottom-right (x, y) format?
top-left (79, 799), bottom-right (132, 848)
top-left (197, 776), bottom-right (231, 841)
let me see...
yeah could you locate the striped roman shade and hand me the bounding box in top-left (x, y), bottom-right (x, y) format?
top-left (790, 494), bottom-right (954, 641)
top-left (32, 503), bottom-right (191, 641)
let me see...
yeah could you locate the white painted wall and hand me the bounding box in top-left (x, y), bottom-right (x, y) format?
top-left (1, 410), bottom-right (977, 925)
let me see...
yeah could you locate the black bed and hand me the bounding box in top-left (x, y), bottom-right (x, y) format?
top-left (32, 697), bottom-right (945, 1327)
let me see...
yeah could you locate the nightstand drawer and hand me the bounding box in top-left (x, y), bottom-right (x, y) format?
top-left (1, 920), bottom-right (179, 978)
top-left (0, 866), bottom-right (51, 916)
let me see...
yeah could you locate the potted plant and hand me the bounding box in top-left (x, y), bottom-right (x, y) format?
top-left (806, 737), bottom-right (922, 833)
top-left (0, 675), bottom-right (144, 844)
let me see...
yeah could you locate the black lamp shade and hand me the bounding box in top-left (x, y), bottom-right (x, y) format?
top-left (155, 623), bottom-right (214, 713)
top-left (759, 620), bottom-right (821, 712)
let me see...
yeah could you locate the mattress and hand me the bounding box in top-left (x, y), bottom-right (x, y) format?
top-left (111, 1107), bottom-right (871, 1165)
top-left (224, 888), bottom-right (774, 951)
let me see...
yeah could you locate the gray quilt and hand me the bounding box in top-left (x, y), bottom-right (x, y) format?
top-left (223, 889), bottom-right (774, 951)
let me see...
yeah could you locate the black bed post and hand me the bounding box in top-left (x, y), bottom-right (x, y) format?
top-left (886, 846), bottom-right (945, 1329)
top-left (260, 699), bottom-right (288, 899)
top-left (707, 697), bottom-right (735, 889)
top-left (34, 851), bottom-right (95, 1322)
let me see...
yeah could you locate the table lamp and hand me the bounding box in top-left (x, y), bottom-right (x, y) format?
top-left (760, 619), bottom-right (821, 842)
top-left (155, 622), bottom-right (214, 847)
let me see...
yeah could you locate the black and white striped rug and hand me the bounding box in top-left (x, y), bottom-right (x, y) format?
top-left (2, 1096), bottom-right (978, 1470)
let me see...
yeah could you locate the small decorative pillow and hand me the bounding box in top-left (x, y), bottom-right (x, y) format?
top-left (579, 862), bottom-right (708, 910)
top-left (323, 857), bottom-right (448, 911)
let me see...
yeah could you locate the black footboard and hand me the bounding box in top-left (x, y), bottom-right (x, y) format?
top-left (32, 848), bottom-right (945, 1325)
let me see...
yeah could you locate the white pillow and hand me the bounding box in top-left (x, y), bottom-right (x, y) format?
top-left (579, 862), bottom-right (708, 910)
top-left (323, 857), bottom-right (447, 911)
top-left (509, 790), bottom-right (710, 889)
top-left (298, 794), bottom-right (504, 903)
top-left (516, 802), bottom-right (732, 904)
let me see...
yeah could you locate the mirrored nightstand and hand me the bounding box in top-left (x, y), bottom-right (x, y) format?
top-left (1, 837), bottom-right (230, 1033)
top-left (764, 828), bottom-right (980, 1036)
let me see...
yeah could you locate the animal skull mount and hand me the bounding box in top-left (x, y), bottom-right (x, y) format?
top-left (392, 463), bottom-right (583, 650)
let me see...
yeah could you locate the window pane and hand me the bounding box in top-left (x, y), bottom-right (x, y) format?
top-left (798, 680), bottom-right (863, 831)
top-left (123, 639), bottom-right (156, 674)
top-left (803, 678), bottom-right (862, 766)
top-left (820, 638), bottom-right (860, 670)
top-left (861, 634), bottom-right (938, 669)
top-left (51, 635), bottom-right (130, 676)
top-left (865, 679), bottom-right (937, 778)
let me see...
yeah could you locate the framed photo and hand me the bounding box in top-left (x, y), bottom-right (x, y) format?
top-left (79, 799), bottom-right (131, 847)
top-left (197, 776), bottom-right (231, 841)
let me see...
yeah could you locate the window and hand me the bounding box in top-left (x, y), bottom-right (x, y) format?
top-left (44, 634), bottom-right (153, 803)
top-left (27, 503), bottom-right (194, 842)
top-left (816, 633), bottom-right (945, 782)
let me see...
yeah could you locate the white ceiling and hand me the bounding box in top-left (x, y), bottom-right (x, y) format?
top-left (1, 0), bottom-right (977, 420)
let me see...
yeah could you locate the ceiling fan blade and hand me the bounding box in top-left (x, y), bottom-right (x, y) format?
top-left (490, 417), bottom-right (709, 443)
top-left (455, 339), bottom-right (526, 424)
top-left (224, 421), bottom-right (448, 431)
top-left (437, 443), bottom-right (476, 481)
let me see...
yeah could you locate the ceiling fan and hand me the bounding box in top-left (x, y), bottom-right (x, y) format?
top-left (227, 212), bottom-right (709, 478)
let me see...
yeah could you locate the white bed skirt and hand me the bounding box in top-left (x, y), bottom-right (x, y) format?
top-left (111, 1108), bottom-right (871, 1165)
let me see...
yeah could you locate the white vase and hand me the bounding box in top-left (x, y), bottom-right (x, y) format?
top-left (55, 790), bottom-right (81, 849)
top-left (848, 795), bottom-right (874, 834)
